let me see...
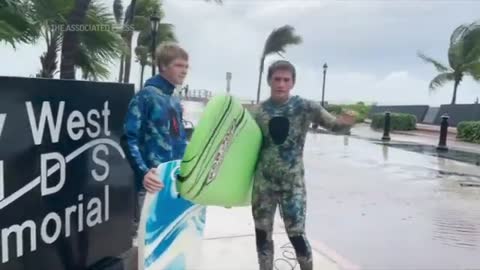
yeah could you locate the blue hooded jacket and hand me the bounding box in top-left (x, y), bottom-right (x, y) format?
top-left (123, 74), bottom-right (187, 188)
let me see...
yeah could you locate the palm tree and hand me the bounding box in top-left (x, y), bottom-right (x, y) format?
top-left (115, 0), bottom-right (162, 83)
top-left (418, 21), bottom-right (480, 104)
top-left (31, 0), bottom-right (72, 78)
top-left (256, 25), bottom-right (302, 103)
top-left (135, 22), bottom-right (176, 86)
top-left (76, 2), bottom-right (126, 80)
top-left (116, 0), bottom-right (222, 84)
top-left (59, 0), bottom-right (93, 79)
top-left (29, 0), bottom-right (124, 79)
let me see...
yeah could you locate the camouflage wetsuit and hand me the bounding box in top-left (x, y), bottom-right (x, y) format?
top-left (123, 74), bottom-right (187, 235)
top-left (250, 95), bottom-right (349, 270)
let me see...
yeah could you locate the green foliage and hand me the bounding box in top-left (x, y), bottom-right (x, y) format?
top-left (325, 102), bottom-right (372, 123)
top-left (325, 104), bottom-right (343, 115)
top-left (457, 121), bottom-right (480, 143)
top-left (0, 0), bottom-right (40, 47)
top-left (76, 1), bottom-right (126, 79)
top-left (370, 113), bottom-right (417, 131)
top-left (418, 20), bottom-right (480, 104)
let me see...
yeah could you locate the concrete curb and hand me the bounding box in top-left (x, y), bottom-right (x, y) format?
top-left (364, 119), bottom-right (457, 134)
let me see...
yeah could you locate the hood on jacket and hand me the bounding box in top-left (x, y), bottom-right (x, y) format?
top-left (144, 74), bottom-right (175, 95)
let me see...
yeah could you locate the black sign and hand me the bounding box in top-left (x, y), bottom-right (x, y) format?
top-left (0, 76), bottom-right (135, 270)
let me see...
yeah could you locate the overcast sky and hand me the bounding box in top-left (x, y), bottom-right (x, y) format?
top-left (2, 0), bottom-right (480, 105)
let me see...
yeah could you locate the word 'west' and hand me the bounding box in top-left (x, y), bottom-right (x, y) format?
top-left (26, 101), bottom-right (111, 145)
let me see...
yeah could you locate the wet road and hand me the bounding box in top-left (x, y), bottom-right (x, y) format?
top-left (304, 133), bottom-right (480, 269)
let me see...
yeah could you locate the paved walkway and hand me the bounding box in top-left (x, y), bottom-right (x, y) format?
top-left (193, 206), bottom-right (342, 270)
top-left (350, 124), bottom-right (480, 154)
top-left (126, 205), bottom-right (344, 270)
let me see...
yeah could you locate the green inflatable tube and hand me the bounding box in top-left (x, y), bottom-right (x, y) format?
top-left (177, 94), bottom-right (262, 207)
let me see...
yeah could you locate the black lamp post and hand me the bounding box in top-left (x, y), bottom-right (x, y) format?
top-left (150, 11), bottom-right (160, 76)
top-left (321, 62), bottom-right (328, 107)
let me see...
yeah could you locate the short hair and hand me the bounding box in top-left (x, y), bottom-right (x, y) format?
top-left (267, 60), bottom-right (296, 83)
top-left (155, 42), bottom-right (189, 71)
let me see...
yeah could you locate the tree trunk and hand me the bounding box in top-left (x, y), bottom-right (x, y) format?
top-left (140, 64), bottom-right (145, 88)
top-left (59, 0), bottom-right (92, 79)
top-left (256, 56), bottom-right (265, 104)
top-left (122, 0), bottom-right (136, 83)
top-left (123, 31), bottom-right (133, 83)
top-left (118, 54), bottom-right (124, 82)
top-left (451, 79), bottom-right (460, 104)
top-left (39, 29), bottom-right (61, 78)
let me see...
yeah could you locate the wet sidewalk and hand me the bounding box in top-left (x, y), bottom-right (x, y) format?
top-left (193, 206), bottom-right (342, 270)
top-left (343, 124), bottom-right (480, 166)
top-left (303, 133), bottom-right (480, 270)
top-left (350, 123), bottom-right (479, 154)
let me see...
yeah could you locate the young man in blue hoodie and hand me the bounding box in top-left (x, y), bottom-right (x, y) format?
top-left (123, 43), bottom-right (189, 236)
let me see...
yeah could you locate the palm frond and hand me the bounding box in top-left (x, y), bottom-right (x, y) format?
top-left (75, 0), bottom-right (126, 80)
top-left (76, 43), bottom-right (111, 81)
top-left (460, 26), bottom-right (480, 64)
top-left (132, 15), bottom-right (148, 31)
top-left (417, 51), bottom-right (450, 72)
top-left (137, 22), bottom-right (176, 47)
top-left (428, 72), bottom-right (455, 91)
top-left (448, 21), bottom-right (480, 69)
top-left (450, 24), bottom-right (469, 46)
top-left (262, 25), bottom-right (302, 57)
top-left (134, 45), bottom-right (150, 66)
top-left (80, 1), bottom-right (125, 60)
top-left (463, 61), bottom-right (480, 81)
top-left (0, 0), bottom-right (40, 47)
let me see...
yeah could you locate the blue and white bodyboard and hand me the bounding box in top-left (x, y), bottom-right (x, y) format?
top-left (137, 159), bottom-right (206, 270)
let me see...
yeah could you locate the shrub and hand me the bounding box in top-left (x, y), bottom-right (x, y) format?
top-left (325, 102), bottom-right (372, 123)
top-left (325, 104), bottom-right (343, 115)
top-left (370, 113), bottom-right (417, 131)
top-left (457, 121), bottom-right (480, 143)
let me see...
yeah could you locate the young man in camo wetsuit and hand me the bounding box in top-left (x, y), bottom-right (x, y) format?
top-left (123, 43), bottom-right (189, 237)
top-left (249, 60), bottom-right (355, 270)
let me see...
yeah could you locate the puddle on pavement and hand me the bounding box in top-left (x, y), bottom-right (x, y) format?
top-left (305, 133), bottom-right (480, 255)
top-left (433, 208), bottom-right (480, 249)
top-left (374, 142), bottom-right (480, 167)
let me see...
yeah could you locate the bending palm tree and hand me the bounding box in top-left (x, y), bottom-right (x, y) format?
top-left (418, 21), bottom-right (480, 104)
top-left (256, 25), bottom-right (302, 103)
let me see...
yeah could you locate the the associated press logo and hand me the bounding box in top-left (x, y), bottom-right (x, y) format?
top-left (50, 24), bottom-right (134, 32)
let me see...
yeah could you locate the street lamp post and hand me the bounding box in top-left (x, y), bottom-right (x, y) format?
top-left (321, 63), bottom-right (328, 107)
top-left (150, 12), bottom-right (160, 76)
top-left (226, 72), bottom-right (232, 94)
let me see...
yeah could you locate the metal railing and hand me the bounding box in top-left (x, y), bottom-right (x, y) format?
top-left (178, 89), bottom-right (212, 102)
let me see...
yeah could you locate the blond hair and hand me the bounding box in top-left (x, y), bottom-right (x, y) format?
top-left (155, 42), bottom-right (189, 72)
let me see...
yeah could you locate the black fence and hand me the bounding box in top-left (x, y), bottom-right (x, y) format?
top-left (368, 105), bottom-right (430, 123)
top-left (434, 104), bottom-right (480, 126)
top-left (369, 104), bottom-right (480, 126)
top-left (0, 76), bottom-right (135, 270)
